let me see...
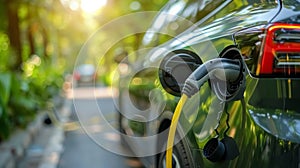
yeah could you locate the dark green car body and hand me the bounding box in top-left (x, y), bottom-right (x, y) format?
top-left (117, 0), bottom-right (300, 167)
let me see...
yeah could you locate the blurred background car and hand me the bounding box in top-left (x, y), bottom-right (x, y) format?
top-left (73, 64), bottom-right (97, 87)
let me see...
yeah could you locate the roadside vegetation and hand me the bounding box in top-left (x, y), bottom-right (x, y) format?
top-left (0, 0), bottom-right (167, 141)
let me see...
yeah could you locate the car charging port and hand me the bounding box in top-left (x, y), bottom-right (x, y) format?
top-left (211, 46), bottom-right (246, 102)
top-left (166, 46), bottom-right (246, 168)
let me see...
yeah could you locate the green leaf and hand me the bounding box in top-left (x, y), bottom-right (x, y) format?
top-left (0, 97), bottom-right (3, 117)
top-left (0, 96), bottom-right (10, 140)
top-left (0, 73), bottom-right (11, 105)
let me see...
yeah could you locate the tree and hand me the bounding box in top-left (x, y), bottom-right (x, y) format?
top-left (5, 0), bottom-right (22, 71)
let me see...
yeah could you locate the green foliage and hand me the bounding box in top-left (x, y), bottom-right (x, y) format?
top-left (0, 0), bottom-right (168, 141)
top-left (0, 73), bottom-right (11, 140)
top-left (9, 73), bottom-right (37, 127)
top-left (0, 73), bottom-right (11, 105)
top-left (0, 59), bottom-right (64, 141)
top-left (22, 56), bottom-right (64, 106)
top-left (0, 97), bottom-right (10, 141)
top-left (0, 32), bottom-right (10, 71)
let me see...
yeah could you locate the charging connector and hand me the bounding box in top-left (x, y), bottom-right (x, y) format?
top-left (166, 57), bottom-right (245, 168)
top-left (182, 58), bottom-right (243, 98)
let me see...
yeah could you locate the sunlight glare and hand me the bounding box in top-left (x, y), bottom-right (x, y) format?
top-left (69, 1), bottom-right (80, 10)
top-left (81, 0), bottom-right (107, 13)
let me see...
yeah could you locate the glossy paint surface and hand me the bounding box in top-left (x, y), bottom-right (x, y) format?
top-left (118, 0), bottom-right (300, 167)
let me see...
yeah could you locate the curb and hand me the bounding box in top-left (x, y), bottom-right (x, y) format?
top-left (38, 126), bottom-right (65, 168)
top-left (0, 113), bottom-right (44, 168)
top-left (0, 96), bottom-right (71, 168)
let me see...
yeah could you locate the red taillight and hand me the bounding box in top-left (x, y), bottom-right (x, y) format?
top-left (257, 23), bottom-right (300, 77)
top-left (74, 72), bottom-right (80, 80)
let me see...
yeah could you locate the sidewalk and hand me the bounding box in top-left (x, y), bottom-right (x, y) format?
top-left (0, 96), bottom-right (71, 168)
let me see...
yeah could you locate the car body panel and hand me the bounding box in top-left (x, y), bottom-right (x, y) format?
top-left (273, 0), bottom-right (300, 23)
top-left (144, 1), bottom-right (280, 69)
top-left (117, 0), bottom-right (300, 167)
top-left (141, 0), bottom-right (227, 48)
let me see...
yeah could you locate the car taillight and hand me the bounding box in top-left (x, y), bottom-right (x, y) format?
top-left (257, 23), bottom-right (300, 77)
top-left (74, 72), bottom-right (80, 80)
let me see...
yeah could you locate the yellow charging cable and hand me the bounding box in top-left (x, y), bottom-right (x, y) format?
top-left (166, 94), bottom-right (188, 168)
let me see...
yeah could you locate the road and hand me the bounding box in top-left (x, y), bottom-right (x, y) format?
top-left (58, 86), bottom-right (143, 168)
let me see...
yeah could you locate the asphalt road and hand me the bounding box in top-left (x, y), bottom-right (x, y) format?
top-left (58, 87), bottom-right (143, 168)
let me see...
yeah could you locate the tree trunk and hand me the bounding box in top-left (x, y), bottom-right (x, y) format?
top-left (27, 24), bottom-right (35, 56)
top-left (41, 25), bottom-right (49, 58)
top-left (6, 0), bottom-right (22, 71)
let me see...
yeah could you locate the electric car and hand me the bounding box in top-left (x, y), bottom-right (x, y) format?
top-left (116, 0), bottom-right (300, 167)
